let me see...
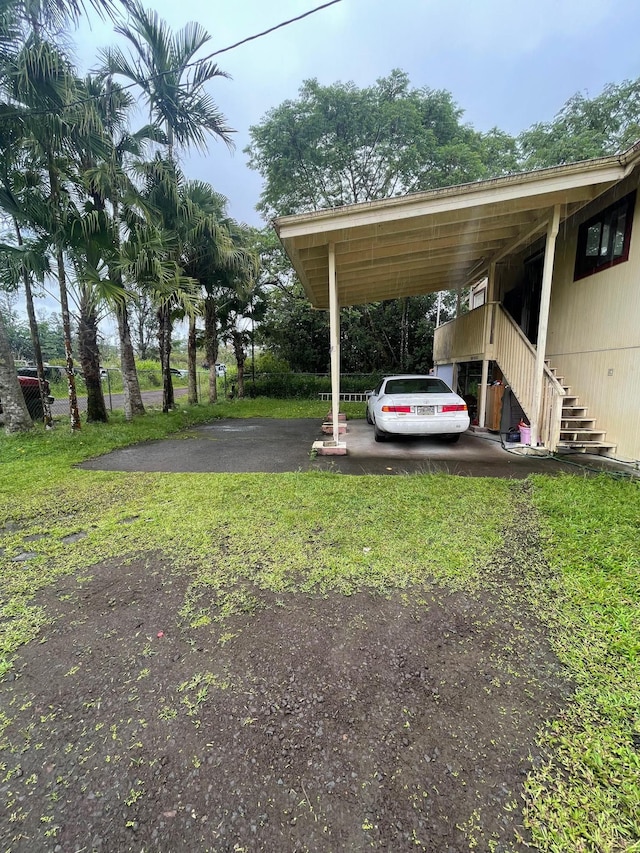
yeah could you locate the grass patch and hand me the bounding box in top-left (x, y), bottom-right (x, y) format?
top-left (522, 474), bottom-right (640, 852)
top-left (1, 401), bottom-right (639, 850)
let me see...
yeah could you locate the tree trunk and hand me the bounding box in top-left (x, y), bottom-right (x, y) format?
top-left (55, 248), bottom-right (82, 430)
top-left (204, 294), bottom-right (218, 403)
top-left (400, 297), bottom-right (409, 371)
top-left (158, 304), bottom-right (174, 413)
top-left (48, 157), bottom-right (81, 430)
top-left (0, 311), bottom-right (32, 433)
top-left (232, 329), bottom-right (246, 399)
top-left (77, 291), bottom-right (108, 423)
top-left (187, 313), bottom-right (198, 405)
top-left (115, 299), bottom-right (145, 419)
top-left (14, 221), bottom-right (53, 427)
top-left (109, 193), bottom-right (145, 420)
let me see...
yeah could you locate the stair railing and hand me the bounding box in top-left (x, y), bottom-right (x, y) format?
top-left (492, 304), bottom-right (565, 450)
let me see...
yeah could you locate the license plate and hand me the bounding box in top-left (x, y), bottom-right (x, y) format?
top-left (416, 405), bottom-right (435, 416)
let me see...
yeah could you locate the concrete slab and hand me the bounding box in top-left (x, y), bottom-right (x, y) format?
top-left (76, 417), bottom-right (634, 478)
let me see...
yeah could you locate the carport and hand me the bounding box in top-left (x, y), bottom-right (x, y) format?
top-left (273, 156), bottom-right (627, 450)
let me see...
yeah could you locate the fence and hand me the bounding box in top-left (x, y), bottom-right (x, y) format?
top-left (47, 369), bottom-right (215, 416)
top-left (46, 370), bottom-right (381, 416)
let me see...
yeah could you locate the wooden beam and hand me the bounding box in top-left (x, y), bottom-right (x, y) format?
top-left (530, 205), bottom-right (561, 447)
top-left (328, 243), bottom-right (341, 444)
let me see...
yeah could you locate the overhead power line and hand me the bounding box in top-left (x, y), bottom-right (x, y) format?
top-left (198, 0), bottom-right (342, 64)
top-left (7, 0), bottom-right (344, 119)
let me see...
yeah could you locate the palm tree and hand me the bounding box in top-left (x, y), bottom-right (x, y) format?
top-left (5, 0), bottom-right (121, 37)
top-left (218, 261), bottom-right (264, 400)
top-left (0, 0), bottom-right (135, 430)
top-left (0, 119), bottom-right (56, 426)
top-left (178, 182), bottom-right (248, 403)
top-left (78, 74), bottom-right (163, 419)
top-left (199, 211), bottom-right (258, 404)
top-left (119, 158), bottom-right (199, 412)
top-left (1, 36), bottom-right (108, 429)
top-left (101, 0), bottom-right (233, 161)
top-left (102, 4), bottom-right (235, 411)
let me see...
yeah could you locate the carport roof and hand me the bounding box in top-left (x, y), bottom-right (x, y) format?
top-left (273, 152), bottom-right (637, 309)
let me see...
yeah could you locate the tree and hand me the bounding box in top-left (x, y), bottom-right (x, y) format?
top-left (79, 74), bottom-right (159, 420)
top-left (102, 3), bottom-right (236, 411)
top-left (0, 234), bottom-right (54, 425)
top-left (177, 184), bottom-right (255, 404)
top-left (123, 156), bottom-right (205, 412)
top-left (0, 308), bottom-right (32, 433)
top-left (519, 78), bottom-right (640, 170)
top-left (246, 70), bottom-right (517, 373)
top-left (0, 36), bottom-right (108, 430)
top-left (130, 290), bottom-right (157, 359)
top-left (246, 69), bottom-right (517, 218)
top-left (101, 0), bottom-right (233, 161)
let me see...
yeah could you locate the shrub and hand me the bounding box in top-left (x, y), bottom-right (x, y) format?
top-left (245, 372), bottom-right (380, 399)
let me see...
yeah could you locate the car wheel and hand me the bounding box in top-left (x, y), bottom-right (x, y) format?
top-left (440, 433), bottom-right (461, 444)
top-left (374, 424), bottom-right (387, 442)
top-left (366, 408), bottom-right (373, 425)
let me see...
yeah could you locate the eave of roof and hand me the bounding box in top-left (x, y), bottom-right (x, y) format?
top-left (273, 151), bottom-right (636, 309)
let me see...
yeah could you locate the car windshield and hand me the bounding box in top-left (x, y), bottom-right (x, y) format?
top-left (384, 378), bottom-right (451, 395)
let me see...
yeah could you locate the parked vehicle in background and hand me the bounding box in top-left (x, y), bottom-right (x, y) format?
top-left (0, 375), bottom-right (54, 422)
top-left (366, 375), bottom-right (469, 443)
top-left (17, 364), bottom-right (64, 382)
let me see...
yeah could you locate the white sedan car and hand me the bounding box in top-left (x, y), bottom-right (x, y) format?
top-left (366, 375), bottom-right (470, 443)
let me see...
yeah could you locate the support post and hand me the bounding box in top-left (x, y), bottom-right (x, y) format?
top-left (531, 205), bottom-right (561, 447)
top-left (487, 262), bottom-right (497, 303)
top-left (478, 358), bottom-right (489, 428)
top-left (328, 243), bottom-right (341, 444)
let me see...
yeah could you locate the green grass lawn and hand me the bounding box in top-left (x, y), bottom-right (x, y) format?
top-left (0, 400), bottom-right (638, 851)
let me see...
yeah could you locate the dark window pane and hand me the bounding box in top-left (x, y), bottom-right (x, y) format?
top-left (385, 378), bottom-right (450, 394)
top-left (574, 190), bottom-right (636, 280)
top-left (585, 223), bottom-right (601, 256)
top-left (613, 212), bottom-right (627, 257)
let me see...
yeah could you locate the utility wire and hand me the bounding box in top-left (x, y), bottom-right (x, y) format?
top-left (6, 0), bottom-right (343, 119)
top-left (197, 0), bottom-right (342, 64)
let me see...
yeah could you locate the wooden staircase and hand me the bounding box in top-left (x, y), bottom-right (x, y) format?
top-left (546, 364), bottom-right (616, 455)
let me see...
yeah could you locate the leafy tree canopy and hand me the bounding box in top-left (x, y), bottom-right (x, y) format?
top-left (518, 78), bottom-right (640, 170)
top-left (246, 69), bottom-right (518, 218)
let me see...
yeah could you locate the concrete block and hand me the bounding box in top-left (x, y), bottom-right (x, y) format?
top-left (321, 422), bottom-right (347, 434)
top-left (312, 439), bottom-right (347, 456)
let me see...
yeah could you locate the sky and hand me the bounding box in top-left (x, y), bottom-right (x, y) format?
top-left (70, 0), bottom-right (640, 229)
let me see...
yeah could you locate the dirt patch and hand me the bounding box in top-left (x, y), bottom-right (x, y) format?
top-left (0, 554), bottom-right (570, 852)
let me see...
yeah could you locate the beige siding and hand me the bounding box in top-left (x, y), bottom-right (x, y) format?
top-left (434, 305), bottom-right (490, 364)
top-left (547, 175), bottom-right (640, 461)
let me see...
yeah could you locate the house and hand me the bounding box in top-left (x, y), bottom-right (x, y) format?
top-left (274, 143), bottom-right (640, 463)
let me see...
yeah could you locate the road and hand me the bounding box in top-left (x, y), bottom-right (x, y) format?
top-left (51, 386), bottom-right (189, 415)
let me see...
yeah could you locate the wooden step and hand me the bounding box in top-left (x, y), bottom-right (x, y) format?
top-left (546, 362), bottom-right (614, 455)
top-left (556, 441), bottom-right (617, 453)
